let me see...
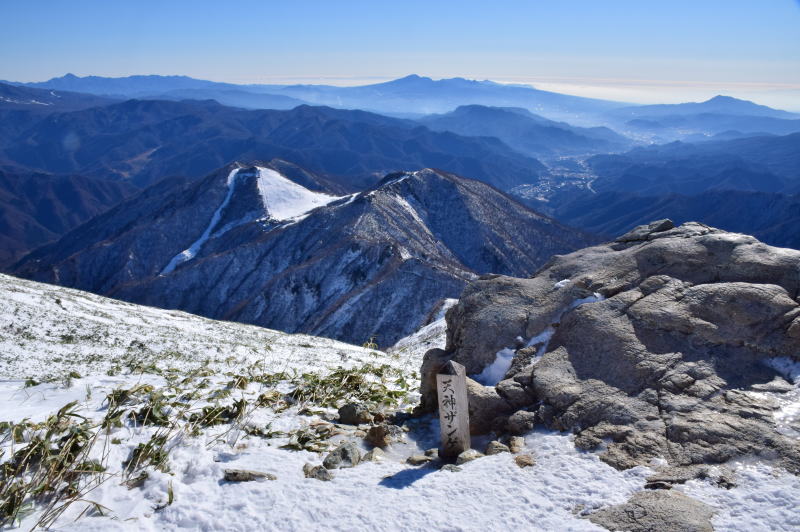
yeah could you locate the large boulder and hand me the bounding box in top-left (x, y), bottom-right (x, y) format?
top-left (424, 221), bottom-right (800, 473)
top-left (587, 490), bottom-right (714, 532)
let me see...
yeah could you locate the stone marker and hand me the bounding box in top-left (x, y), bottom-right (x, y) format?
top-left (437, 360), bottom-right (471, 460)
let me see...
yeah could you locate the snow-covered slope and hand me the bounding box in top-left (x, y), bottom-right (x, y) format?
top-left (255, 166), bottom-right (341, 220)
top-left (1, 274), bottom-right (798, 530)
top-left (0, 273), bottom-right (392, 380)
top-left (388, 298), bottom-right (457, 361)
top-left (160, 166), bottom-right (340, 275)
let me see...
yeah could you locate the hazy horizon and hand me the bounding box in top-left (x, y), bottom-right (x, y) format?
top-left (3, 0), bottom-right (799, 110)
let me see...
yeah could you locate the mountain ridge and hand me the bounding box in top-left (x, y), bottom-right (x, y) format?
top-left (6, 73), bottom-right (627, 122)
top-left (0, 97), bottom-right (547, 190)
top-left (14, 164), bottom-right (595, 345)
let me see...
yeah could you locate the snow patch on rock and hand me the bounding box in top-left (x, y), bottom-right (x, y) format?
top-left (475, 292), bottom-right (606, 385)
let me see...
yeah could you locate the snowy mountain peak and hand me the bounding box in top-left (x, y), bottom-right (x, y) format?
top-left (160, 164), bottom-right (341, 275)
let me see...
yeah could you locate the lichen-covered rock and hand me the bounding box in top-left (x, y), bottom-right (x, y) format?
top-left (485, 441), bottom-right (510, 455)
top-left (322, 442), bottom-right (361, 469)
top-left (430, 222), bottom-right (800, 473)
top-left (465, 378), bottom-right (514, 434)
top-left (407, 454), bottom-right (433, 466)
top-left (456, 449), bottom-right (484, 465)
top-left (223, 469), bottom-right (276, 482)
top-left (587, 490), bottom-right (714, 532)
top-left (364, 424), bottom-right (404, 448)
top-left (508, 436), bottom-right (525, 454)
top-left (506, 410), bottom-right (537, 435)
top-left (303, 463), bottom-right (334, 481)
top-left (514, 454), bottom-right (535, 468)
top-left (363, 447), bottom-right (385, 462)
top-left (338, 403), bottom-right (373, 425)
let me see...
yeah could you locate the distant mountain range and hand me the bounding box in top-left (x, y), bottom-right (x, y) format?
top-left (4, 72), bottom-right (800, 309)
top-left (604, 95), bottom-right (800, 141)
top-left (513, 131), bottom-right (800, 250)
top-left (13, 164), bottom-right (594, 345)
top-left (0, 168), bottom-right (135, 267)
top-left (418, 105), bottom-right (633, 158)
top-left (545, 188), bottom-right (800, 251)
top-left (609, 95), bottom-right (799, 120)
top-left (586, 133), bottom-right (800, 194)
top-left (0, 90), bottom-right (546, 190)
top-left (5, 73), bottom-right (627, 122)
top-left (0, 81), bottom-right (117, 112)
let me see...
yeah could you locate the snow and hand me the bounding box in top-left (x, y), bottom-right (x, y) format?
top-left (255, 167), bottom-right (340, 221)
top-left (680, 462), bottom-right (800, 531)
top-left (160, 168), bottom-right (240, 275)
top-left (0, 96), bottom-right (51, 106)
top-left (474, 348), bottom-right (515, 385)
top-left (392, 194), bottom-right (429, 230)
top-left (2, 275), bottom-right (800, 531)
top-left (388, 299), bottom-right (457, 361)
top-left (0, 272), bottom-right (383, 381)
top-left (755, 357), bottom-right (800, 438)
top-left (473, 291), bottom-right (606, 385)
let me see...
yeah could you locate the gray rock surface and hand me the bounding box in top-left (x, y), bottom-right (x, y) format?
top-left (362, 447), bottom-right (385, 462)
top-left (587, 490), bottom-right (714, 532)
top-left (456, 449), bottom-right (484, 465)
top-left (645, 465), bottom-right (736, 490)
top-left (338, 403), bottom-right (373, 425)
top-left (364, 424), bottom-right (404, 448)
top-left (223, 468), bottom-right (277, 482)
top-left (406, 454), bottom-right (433, 466)
top-left (322, 442), bottom-right (362, 469)
top-left (303, 464), bottom-right (334, 481)
top-left (506, 410), bottom-right (537, 436)
top-left (418, 348), bottom-right (452, 413)
top-left (428, 222), bottom-right (800, 473)
top-left (508, 436), bottom-right (525, 454)
top-left (484, 441), bottom-right (510, 455)
top-left (465, 378), bottom-right (514, 434)
top-left (514, 454), bottom-right (536, 468)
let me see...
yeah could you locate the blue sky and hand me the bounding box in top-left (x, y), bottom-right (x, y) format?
top-left (2, 0), bottom-right (799, 108)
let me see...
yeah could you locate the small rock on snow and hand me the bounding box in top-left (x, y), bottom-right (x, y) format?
top-left (407, 454), bottom-right (433, 466)
top-left (223, 469), bottom-right (277, 482)
top-left (456, 449), bottom-right (485, 465)
top-left (303, 464), bottom-right (334, 481)
top-left (485, 441), bottom-right (510, 455)
top-left (323, 442), bottom-right (362, 469)
top-left (515, 454), bottom-right (536, 469)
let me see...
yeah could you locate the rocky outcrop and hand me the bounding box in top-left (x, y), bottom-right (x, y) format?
top-left (425, 221), bottom-right (800, 474)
